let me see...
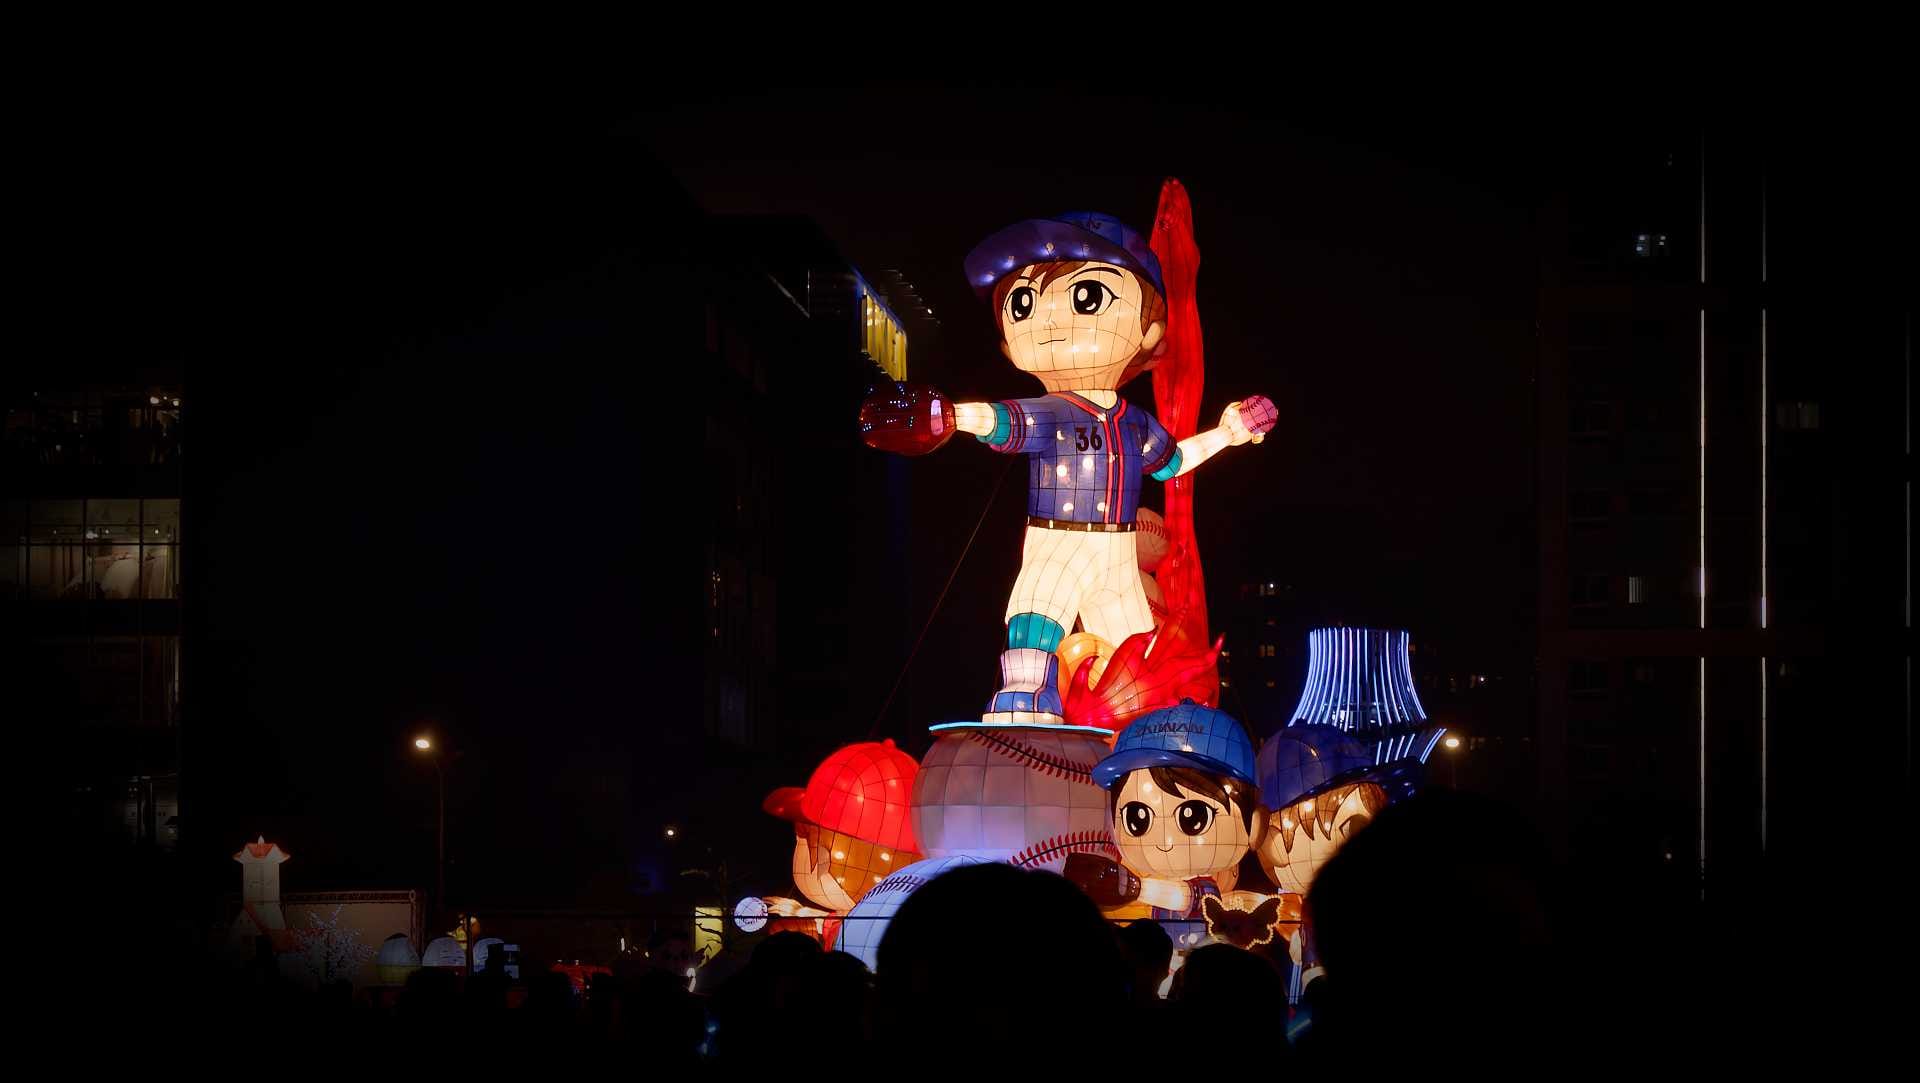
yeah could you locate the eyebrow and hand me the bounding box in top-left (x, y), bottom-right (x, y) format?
top-left (1070, 267), bottom-right (1124, 279)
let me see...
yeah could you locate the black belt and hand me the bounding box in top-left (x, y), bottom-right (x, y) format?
top-left (1027, 516), bottom-right (1135, 533)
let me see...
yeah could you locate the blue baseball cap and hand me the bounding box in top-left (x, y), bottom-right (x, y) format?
top-left (964, 212), bottom-right (1165, 302)
top-left (1256, 724), bottom-right (1375, 810)
top-left (1093, 700), bottom-right (1256, 790)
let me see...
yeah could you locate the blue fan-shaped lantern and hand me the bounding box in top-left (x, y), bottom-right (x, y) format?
top-left (1286, 628), bottom-right (1446, 774)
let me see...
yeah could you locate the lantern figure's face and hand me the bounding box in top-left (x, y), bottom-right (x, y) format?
top-left (791, 823), bottom-right (919, 913)
top-left (996, 262), bottom-right (1163, 392)
top-left (1110, 768), bottom-right (1252, 883)
top-left (1256, 782), bottom-right (1386, 896)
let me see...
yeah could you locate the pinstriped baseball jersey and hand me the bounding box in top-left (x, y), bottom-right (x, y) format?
top-left (979, 392), bottom-right (1176, 523)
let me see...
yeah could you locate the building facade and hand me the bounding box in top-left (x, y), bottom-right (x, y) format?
top-left (1535, 120), bottom-right (1909, 893)
top-left (4, 370), bottom-right (185, 852)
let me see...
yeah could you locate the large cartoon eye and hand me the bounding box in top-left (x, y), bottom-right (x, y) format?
top-left (1338, 813), bottom-right (1371, 841)
top-left (1175, 800), bottom-right (1215, 836)
top-left (1070, 280), bottom-right (1114, 316)
top-left (1007, 285), bottom-right (1035, 322)
top-left (1121, 802), bottom-right (1153, 837)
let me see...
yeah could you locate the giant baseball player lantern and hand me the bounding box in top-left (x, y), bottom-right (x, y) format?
top-left (861, 182), bottom-right (1274, 731)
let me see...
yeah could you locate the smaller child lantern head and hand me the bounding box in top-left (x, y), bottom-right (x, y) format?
top-left (764, 740), bottom-right (923, 913)
top-left (1254, 725), bottom-right (1387, 896)
top-left (1092, 700), bottom-right (1258, 883)
top-left (964, 212), bottom-right (1169, 393)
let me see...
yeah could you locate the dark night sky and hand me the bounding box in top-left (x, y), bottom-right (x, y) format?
top-left (127, 74), bottom-right (1901, 904)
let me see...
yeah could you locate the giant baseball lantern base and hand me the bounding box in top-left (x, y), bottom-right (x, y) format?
top-left (911, 727), bottom-right (1117, 875)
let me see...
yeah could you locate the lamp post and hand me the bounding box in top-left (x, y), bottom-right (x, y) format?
top-left (1442, 734), bottom-right (1462, 788)
top-left (414, 736), bottom-right (446, 924)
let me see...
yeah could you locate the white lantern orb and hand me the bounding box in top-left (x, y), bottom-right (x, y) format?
top-left (733, 895), bottom-right (770, 933)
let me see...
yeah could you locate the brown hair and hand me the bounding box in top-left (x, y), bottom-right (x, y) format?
top-left (991, 261), bottom-right (1167, 381)
top-left (1271, 782), bottom-right (1388, 854)
top-left (1108, 765), bottom-right (1257, 834)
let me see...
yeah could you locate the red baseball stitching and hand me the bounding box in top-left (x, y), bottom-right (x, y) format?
top-left (867, 873), bottom-right (928, 898)
top-left (964, 731), bottom-right (1097, 785)
top-left (1007, 830), bottom-right (1122, 868)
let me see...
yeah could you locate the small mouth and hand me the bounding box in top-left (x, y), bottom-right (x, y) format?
top-left (1037, 337), bottom-right (1066, 346)
top-left (1156, 844), bottom-right (1175, 853)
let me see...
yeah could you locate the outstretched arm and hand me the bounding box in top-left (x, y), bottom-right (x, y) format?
top-left (954, 402), bottom-right (999, 437)
top-left (1061, 853), bottom-right (1195, 912)
top-left (1137, 876), bottom-right (1195, 912)
top-left (1152, 398), bottom-right (1272, 480)
top-left (962, 399), bottom-right (1055, 453)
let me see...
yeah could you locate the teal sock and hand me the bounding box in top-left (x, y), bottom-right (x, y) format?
top-left (1006, 613), bottom-right (1066, 652)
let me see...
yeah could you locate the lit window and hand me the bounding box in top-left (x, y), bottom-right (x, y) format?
top-left (1627, 576), bottom-right (1645, 604)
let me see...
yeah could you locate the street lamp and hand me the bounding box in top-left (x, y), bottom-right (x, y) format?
top-left (1442, 734), bottom-right (1462, 788)
top-left (413, 735), bottom-right (446, 925)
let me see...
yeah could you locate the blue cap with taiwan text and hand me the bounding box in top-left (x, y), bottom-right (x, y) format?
top-left (1093, 700), bottom-right (1256, 791)
top-left (965, 211), bottom-right (1165, 301)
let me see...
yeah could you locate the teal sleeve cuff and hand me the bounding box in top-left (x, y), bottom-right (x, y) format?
top-left (1151, 448), bottom-right (1184, 481)
top-left (975, 401), bottom-right (1014, 447)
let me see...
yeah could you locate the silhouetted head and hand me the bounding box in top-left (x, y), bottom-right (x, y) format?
top-left (648, 925), bottom-right (697, 975)
top-left (396, 965), bottom-right (461, 1026)
top-left (525, 969), bottom-right (577, 1013)
top-left (750, 930), bottom-right (823, 977)
top-left (1116, 917), bottom-right (1175, 1000)
top-left (1171, 944), bottom-right (1288, 1020)
top-left (806, 949), bottom-right (872, 1002)
top-left (1306, 789), bottom-right (1559, 1057)
top-left (874, 863), bottom-right (1126, 1060)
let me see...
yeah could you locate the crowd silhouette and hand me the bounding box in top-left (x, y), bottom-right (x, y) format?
top-left (88, 790), bottom-right (1773, 1067)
